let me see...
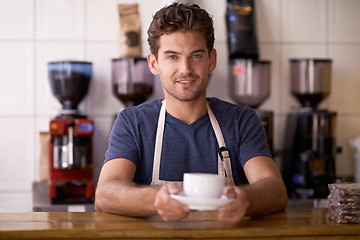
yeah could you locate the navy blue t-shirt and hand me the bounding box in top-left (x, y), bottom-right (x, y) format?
top-left (104, 98), bottom-right (272, 185)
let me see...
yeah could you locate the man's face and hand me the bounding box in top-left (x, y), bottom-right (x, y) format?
top-left (148, 31), bottom-right (217, 102)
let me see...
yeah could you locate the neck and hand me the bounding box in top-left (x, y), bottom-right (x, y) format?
top-left (164, 97), bottom-right (208, 125)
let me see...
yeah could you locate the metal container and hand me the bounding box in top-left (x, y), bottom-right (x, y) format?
top-left (290, 58), bottom-right (332, 108)
top-left (229, 59), bottom-right (271, 108)
top-left (112, 57), bottom-right (154, 107)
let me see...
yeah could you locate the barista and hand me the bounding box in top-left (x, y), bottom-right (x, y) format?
top-left (95, 3), bottom-right (287, 223)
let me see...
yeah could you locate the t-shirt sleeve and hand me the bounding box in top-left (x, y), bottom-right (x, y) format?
top-left (104, 112), bottom-right (139, 165)
top-left (238, 109), bottom-right (272, 167)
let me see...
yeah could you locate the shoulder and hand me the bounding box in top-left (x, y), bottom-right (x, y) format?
top-left (113, 99), bottom-right (162, 130)
top-left (208, 97), bottom-right (257, 120)
top-left (118, 99), bottom-right (162, 120)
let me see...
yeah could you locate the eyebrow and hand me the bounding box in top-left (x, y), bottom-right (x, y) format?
top-left (163, 49), bottom-right (207, 55)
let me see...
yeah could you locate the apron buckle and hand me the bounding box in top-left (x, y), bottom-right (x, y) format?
top-left (219, 147), bottom-right (230, 161)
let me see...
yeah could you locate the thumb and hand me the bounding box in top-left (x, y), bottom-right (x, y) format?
top-left (166, 182), bottom-right (181, 195)
top-left (223, 186), bottom-right (236, 199)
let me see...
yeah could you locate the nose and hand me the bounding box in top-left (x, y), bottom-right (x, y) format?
top-left (179, 58), bottom-right (191, 75)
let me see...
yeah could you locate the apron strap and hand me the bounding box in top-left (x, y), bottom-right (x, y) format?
top-left (207, 104), bottom-right (235, 186)
top-left (150, 100), bottom-right (166, 185)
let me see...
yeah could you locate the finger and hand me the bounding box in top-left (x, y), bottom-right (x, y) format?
top-left (218, 187), bottom-right (249, 223)
top-left (223, 186), bottom-right (236, 199)
top-left (155, 185), bottom-right (190, 221)
top-left (218, 208), bottom-right (246, 223)
top-left (166, 182), bottom-right (181, 195)
top-left (218, 202), bottom-right (246, 223)
top-left (158, 199), bottom-right (190, 222)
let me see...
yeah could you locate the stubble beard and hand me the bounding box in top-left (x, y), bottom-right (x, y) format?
top-left (164, 87), bottom-right (204, 102)
top-left (164, 74), bottom-right (207, 102)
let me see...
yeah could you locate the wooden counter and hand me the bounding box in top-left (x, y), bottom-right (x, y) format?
top-left (0, 209), bottom-right (359, 239)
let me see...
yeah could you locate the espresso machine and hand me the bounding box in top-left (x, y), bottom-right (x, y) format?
top-left (229, 58), bottom-right (273, 154)
top-left (282, 58), bottom-right (337, 199)
top-left (112, 57), bottom-right (154, 107)
top-left (48, 61), bottom-right (94, 204)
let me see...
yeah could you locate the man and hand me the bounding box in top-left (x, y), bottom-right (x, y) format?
top-left (95, 3), bottom-right (287, 223)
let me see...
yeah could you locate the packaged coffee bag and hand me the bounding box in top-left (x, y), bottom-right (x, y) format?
top-left (226, 0), bottom-right (259, 59)
top-left (118, 4), bottom-right (142, 57)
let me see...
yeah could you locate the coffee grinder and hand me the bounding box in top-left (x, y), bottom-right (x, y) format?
top-left (112, 57), bottom-right (154, 107)
top-left (282, 58), bottom-right (337, 199)
top-left (48, 61), bottom-right (94, 204)
top-left (229, 58), bottom-right (274, 154)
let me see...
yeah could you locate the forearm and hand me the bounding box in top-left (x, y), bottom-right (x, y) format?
top-left (242, 176), bottom-right (288, 216)
top-left (95, 179), bottom-right (160, 217)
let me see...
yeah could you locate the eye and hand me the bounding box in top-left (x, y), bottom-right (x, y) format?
top-left (192, 54), bottom-right (202, 59)
top-left (168, 55), bottom-right (177, 60)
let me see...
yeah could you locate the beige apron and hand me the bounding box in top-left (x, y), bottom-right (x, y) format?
top-left (150, 100), bottom-right (235, 187)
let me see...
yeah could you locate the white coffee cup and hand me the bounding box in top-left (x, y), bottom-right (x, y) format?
top-left (183, 173), bottom-right (225, 199)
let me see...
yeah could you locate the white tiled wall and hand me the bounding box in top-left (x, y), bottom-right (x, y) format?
top-left (36, 0), bottom-right (85, 40)
top-left (282, 0), bottom-right (327, 42)
top-left (0, 0), bottom-right (360, 212)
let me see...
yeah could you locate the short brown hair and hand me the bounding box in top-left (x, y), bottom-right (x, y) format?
top-left (147, 3), bottom-right (215, 59)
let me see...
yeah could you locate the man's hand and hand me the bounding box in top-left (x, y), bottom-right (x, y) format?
top-left (154, 183), bottom-right (190, 222)
top-left (218, 186), bottom-right (250, 223)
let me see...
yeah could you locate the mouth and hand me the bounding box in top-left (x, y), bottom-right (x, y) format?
top-left (177, 79), bottom-right (194, 84)
top-left (174, 74), bottom-right (199, 87)
top-left (176, 79), bottom-right (195, 88)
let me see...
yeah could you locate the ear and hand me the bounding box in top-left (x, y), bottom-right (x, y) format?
top-left (147, 53), bottom-right (160, 75)
top-left (209, 49), bottom-right (217, 73)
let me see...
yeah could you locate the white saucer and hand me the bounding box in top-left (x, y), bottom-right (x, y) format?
top-left (170, 193), bottom-right (234, 211)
